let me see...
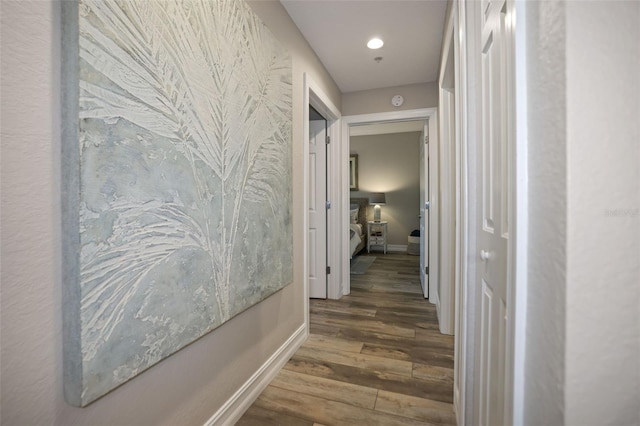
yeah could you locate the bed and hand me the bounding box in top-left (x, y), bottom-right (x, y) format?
top-left (349, 197), bottom-right (369, 258)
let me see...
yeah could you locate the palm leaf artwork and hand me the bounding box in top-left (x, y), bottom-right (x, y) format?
top-left (66, 0), bottom-right (292, 406)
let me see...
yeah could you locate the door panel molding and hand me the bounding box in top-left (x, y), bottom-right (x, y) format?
top-left (467, 0), bottom-right (518, 424)
top-left (448, 0), bottom-right (523, 424)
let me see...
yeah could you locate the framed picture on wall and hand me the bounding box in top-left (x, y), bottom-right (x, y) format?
top-left (61, 0), bottom-right (293, 407)
top-left (349, 154), bottom-right (358, 190)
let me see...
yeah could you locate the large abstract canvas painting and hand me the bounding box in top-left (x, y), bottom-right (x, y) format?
top-left (61, 0), bottom-right (292, 406)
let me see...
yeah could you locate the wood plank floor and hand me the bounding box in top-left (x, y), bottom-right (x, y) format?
top-left (237, 253), bottom-right (456, 425)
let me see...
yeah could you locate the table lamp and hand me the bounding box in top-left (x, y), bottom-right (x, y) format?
top-left (369, 192), bottom-right (386, 222)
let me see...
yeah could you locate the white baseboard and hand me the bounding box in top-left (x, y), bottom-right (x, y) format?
top-left (430, 288), bottom-right (439, 306)
top-left (454, 385), bottom-right (461, 425)
top-left (203, 324), bottom-right (307, 426)
top-left (387, 244), bottom-right (408, 253)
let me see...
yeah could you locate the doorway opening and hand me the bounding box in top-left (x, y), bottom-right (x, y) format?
top-left (347, 120), bottom-right (428, 289)
top-left (302, 74), bottom-right (341, 332)
top-left (340, 109), bottom-right (438, 300)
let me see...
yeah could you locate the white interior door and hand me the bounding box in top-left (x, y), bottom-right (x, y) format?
top-left (309, 117), bottom-right (327, 299)
top-left (476, 0), bottom-right (511, 423)
top-left (419, 123), bottom-right (429, 298)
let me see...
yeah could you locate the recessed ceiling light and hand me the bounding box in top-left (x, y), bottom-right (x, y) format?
top-left (367, 38), bottom-right (384, 49)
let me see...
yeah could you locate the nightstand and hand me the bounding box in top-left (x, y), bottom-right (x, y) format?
top-left (367, 221), bottom-right (388, 254)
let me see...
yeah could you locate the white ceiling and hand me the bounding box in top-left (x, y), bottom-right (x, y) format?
top-left (280, 0), bottom-right (447, 93)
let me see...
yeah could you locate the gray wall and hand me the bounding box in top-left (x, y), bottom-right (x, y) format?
top-left (0, 1), bottom-right (340, 424)
top-left (342, 82), bottom-right (438, 116)
top-left (350, 132), bottom-right (422, 247)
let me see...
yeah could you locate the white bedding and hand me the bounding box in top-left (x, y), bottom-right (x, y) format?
top-left (349, 223), bottom-right (363, 258)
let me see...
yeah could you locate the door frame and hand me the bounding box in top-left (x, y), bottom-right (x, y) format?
top-left (303, 74), bottom-right (341, 331)
top-left (440, 2), bottom-right (467, 423)
top-left (340, 108), bottom-right (438, 297)
top-left (436, 77), bottom-right (461, 335)
top-left (512, 1), bottom-right (529, 422)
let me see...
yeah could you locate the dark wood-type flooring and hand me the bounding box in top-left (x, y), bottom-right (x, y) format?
top-left (237, 253), bottom-right (456, 425)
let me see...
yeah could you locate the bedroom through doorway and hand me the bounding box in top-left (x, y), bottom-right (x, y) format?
top-left (347, 120), bottom-right (428, 294)
top-left (341, 109), bottom-right (438, 301)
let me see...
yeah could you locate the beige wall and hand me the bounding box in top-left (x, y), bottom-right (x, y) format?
top-left (342, 82), bottom-right (438, 116)
top-left (0, 1), bottom-right (339, 424)
top-left (350, 132), bottom-right (422, 247)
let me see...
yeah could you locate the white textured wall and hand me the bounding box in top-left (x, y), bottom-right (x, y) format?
top-left (564, 1), bottom-right (640, 424)
top-left (523, 1), bottom-right (568, 424)
top-left (0, 0), bottom-right (340, 424)
top-left (523, 1), bottom-right (640, 424)
top-left (350, 132), bottom-right (422, 246)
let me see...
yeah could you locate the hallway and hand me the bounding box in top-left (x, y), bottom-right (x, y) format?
top-left (238, 254), bottom-right (455, 425)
